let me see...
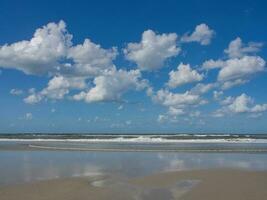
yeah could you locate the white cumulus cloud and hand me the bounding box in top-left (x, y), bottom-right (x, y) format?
top-left (0, 20), bottom-right (117, 77)
top-left (124, 30), bottom-right (180, 71)
top-left (202, 56), bottom-right (265, 89)
top-left (167, 63), bottom-right (203, 88)
top-left (67, 38), bottom-right (118, 76)
top-left (189, 83), bottom-right (216, 95)
top-left (224, 37), bottom-right (263, 58)
top-left (202, 59), bottom-right (225, 70)
top-left (24, 76), bottom-right (86, 104)
top-left (152, 89), bottom-right (203, 108)
top-left (0, 21), bottom-right (72, 75)
top-left (202, 37), bottom-right (265, 90)
top-left (221, 79), bottom-right (248, 90)
top-left (181, 23), bottom-right (215, 45)
top-left (218, 56), bottom-right (265, 82)
top-left (168, 107), bottom-right (185, 116)
top-left (151, 87), bottom-right (208, 119)
top-left (228, 93), bottom-right (253, 113)
top-left (214, 93), bottom-right (267, 117)
top-left (73, 69), bottom-right (148, 103)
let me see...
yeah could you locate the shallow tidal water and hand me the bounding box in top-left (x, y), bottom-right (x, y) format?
top-left (0, 141), bottom-right (267, 186)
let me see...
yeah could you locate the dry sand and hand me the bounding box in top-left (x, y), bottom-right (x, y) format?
top-left (0, 169), bottom-right (267, 200)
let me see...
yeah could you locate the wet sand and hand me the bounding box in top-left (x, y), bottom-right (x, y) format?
top-left (132, 169), bottom-right (267, 200)
top-left (1, 169), bottom-right (267, 200)
top-left (1, 141), bottom-right (267, 153)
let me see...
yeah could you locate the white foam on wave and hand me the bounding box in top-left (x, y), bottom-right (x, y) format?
top-left (1, 137), bottom-right (267, 143)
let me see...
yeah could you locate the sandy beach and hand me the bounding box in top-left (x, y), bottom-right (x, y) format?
top-left (1, 140), bottom-right (267, 200)
top-left (132, 169), bottom-right (267, 200)
top-left (1, 169), bottom-right (267, 200)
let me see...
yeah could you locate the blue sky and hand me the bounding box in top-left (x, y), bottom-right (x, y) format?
top-left (1, 0), bottom-right (267, 133)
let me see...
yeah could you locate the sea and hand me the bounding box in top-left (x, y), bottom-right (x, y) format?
top-left (1, 133), bottom-right (267, 152)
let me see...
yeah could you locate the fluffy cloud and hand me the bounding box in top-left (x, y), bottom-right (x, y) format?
top-left (157, 109), bottom-right (201, 124)
top-left (73, 69), bottom-right (148, 103)
top-left (42, 76), bottom-right (86, 99)
top-left (0, 21), bottom-right (71, 75)
top-left (228, 93), bottom-right (253, 113)
top-left (24, 93), bottom-right (43, 104)
top-left (203, 56), bottom-right (265, 82)
top-left (181, 23), bottom-right (215, 45)
top-left (214, 93), bottom-right (267, 116)
top-left (167, 63), bottom-right (203, 88)
top-left (218, 56), bottom-right (265, 82)
top-left (24, 76), bottom-right (86, 104)
top-left (67, 39), bottom-right (118, 76)
top-left (221, 79), bottom-right (248, 90)
top-left (0, 21), bottom-right (117, 76)
top-left (152, 89), bottom-right (203, 108)
top-left (220, 96), bottom-right (235, 105)
top-left (202, 59), bottom-right (225, 70)
top-left (202, 37), bottom-right (266, 90)
top-left (189, 83), bottom-right (216, 95)
top-left (151, 86), bottom-right (209, 119)
top-left (0, 21), bottom-right (124, 104)
top-left (224, 37), bottom-right (263, 58)
top-left (124, 30), bottom-right (180, 71)
top-left (202, 56), bottom-right (265, 90)
top-left (167, 107), bottom-right (185, 116)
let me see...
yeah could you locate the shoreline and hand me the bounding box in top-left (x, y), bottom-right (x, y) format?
top-left (28, 144), bottom-right (267, 152)
top-left (0, 140), bottom-right (267, 154)
top-left (1, 142), bottom-right (267, 153)
top-left (1, 138), bottom-right (267, 143)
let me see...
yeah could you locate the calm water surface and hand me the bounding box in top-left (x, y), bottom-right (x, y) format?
top-left (0, 141), bottom-right (267, 186)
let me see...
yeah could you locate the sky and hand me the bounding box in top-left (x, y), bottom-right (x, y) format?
top-left (0, 0), bottom-right (267, 134)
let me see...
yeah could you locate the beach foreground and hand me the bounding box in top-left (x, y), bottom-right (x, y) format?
top-left (1, 169), bottom-right (267, 200)
top-left (1, 139), bottom-right (267, 200)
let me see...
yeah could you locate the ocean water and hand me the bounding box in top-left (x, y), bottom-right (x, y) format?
top-left (1, 133), bottom-right (267, 142)
top-left (1, 133), bottom-right (267, 152)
